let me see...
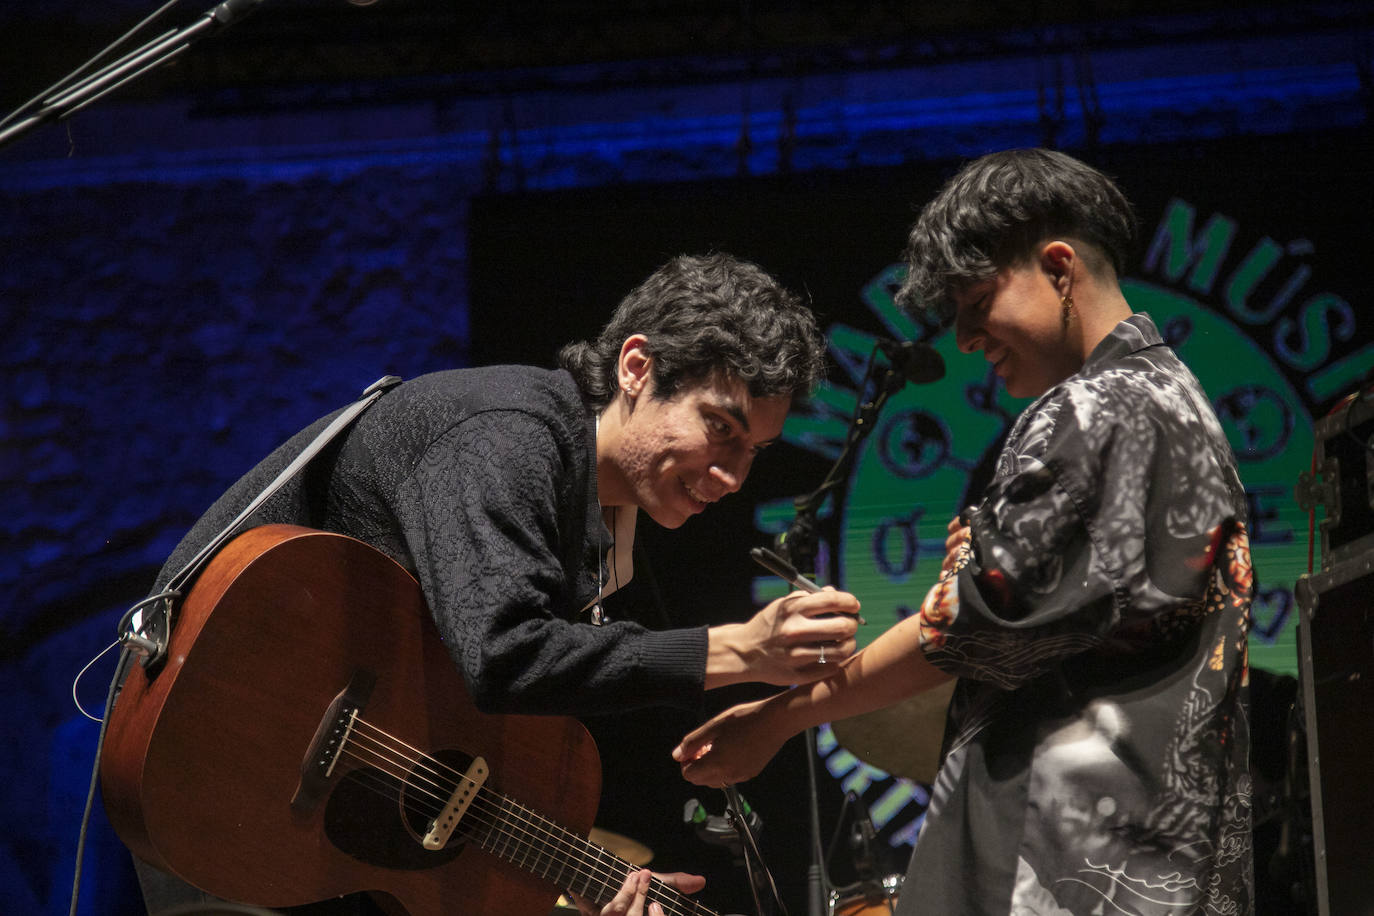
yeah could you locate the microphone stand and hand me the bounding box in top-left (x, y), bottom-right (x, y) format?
top-left (778, 346), bottom-right (921, 916)
top-left (776, 344), bottom-right (916, 571)
top-left (802, 727), bottom-right (828, 916)
top-left (0, 0), bottom-right (272, 151)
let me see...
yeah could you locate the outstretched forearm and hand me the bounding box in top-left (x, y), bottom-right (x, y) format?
top-left (774, 614), bottom-right (950, 734)
top-left (677, 614), bottom-right (952, 785)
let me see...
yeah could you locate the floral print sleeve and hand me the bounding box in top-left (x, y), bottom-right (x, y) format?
top-left (900, 314), bottom-right (1253, 916)
top-left (917, 319), bottom-right (1246, 690)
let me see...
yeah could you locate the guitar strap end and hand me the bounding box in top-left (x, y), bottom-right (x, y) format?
top-left (116, 375), bottom-right (404, 672)
top-left (119, 590), bottom-right (178, 669)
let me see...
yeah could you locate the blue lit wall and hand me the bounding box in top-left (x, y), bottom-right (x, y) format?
top-left (2, 9), bottom-right (1370, 913)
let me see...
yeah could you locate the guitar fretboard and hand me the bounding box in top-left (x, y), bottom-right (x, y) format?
top-left (465, 788), bottom-right (719, 916)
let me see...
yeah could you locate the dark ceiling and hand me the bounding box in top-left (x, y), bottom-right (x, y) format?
top-left (3, 0), bottom-right (1367, 116)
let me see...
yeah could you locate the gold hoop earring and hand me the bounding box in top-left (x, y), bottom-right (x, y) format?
top-left (1061, 294), bottom-right (1075, 327)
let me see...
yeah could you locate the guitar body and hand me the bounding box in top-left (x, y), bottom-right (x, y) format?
top-left (101, 525), bottom-right (602, 915)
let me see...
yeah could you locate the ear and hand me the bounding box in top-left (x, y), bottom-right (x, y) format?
top-left (1039, 240), bottom-right (1077, 297)
top-left (617, 334), bottom-right (653, 397)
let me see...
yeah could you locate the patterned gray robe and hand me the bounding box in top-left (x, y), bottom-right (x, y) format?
top-left (905, 313), bottom-right (1253, 915)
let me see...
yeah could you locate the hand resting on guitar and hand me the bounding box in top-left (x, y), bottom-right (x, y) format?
top-left (571, 868), bottom-right (707, 916)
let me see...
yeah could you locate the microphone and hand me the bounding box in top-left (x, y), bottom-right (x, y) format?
top-left (877, 338), bottom-right (945, 385)
top-left (684, 795), bottom-right (763, 857)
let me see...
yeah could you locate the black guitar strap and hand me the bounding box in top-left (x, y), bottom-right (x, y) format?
top-left (117, 374), bottom-right (403, 668)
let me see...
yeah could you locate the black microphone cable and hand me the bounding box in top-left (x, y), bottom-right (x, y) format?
top-left (723, 785), bottom-right (789, 916)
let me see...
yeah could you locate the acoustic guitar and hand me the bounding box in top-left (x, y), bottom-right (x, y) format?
top-left (101, 524), bottom-right (720, 915)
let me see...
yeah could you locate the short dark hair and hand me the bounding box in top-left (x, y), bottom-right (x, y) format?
top-left (559, 253), bottom-right (826, 409)
top-left (896, 148), bottom-right (1138, 324)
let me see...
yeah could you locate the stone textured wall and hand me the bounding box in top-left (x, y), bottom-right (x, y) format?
top-left (4, 168), bottom-right (470, 629)
top-left (1, 164), bottom-right (471, 913)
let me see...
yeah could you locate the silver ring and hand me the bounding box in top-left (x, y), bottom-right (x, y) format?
top-left (818, 644), bottom-right (827, 665)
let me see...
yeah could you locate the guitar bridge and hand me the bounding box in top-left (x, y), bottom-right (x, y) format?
top-left (422, 756), bottom-right (488, 850)
top-left (291, 670), bottom-right (375, 814)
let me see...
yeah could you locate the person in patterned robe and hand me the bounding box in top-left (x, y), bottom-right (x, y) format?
top-left (675, 149), bottom-right (1253, 915)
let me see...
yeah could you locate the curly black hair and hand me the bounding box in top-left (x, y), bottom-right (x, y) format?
top-left (559, 253), bottom-right (826, 409)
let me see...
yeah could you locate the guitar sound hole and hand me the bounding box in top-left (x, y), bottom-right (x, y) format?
top-left (323, 749), bottom-right (472, 870)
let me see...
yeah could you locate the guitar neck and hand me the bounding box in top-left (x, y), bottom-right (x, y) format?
top-left (467, 787), bottom-right (720, 916)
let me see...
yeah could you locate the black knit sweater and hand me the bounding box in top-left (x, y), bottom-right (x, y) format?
top-left (153, 366), bottom-right (709, 716)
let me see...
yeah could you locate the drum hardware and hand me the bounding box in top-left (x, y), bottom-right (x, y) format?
top-left (819, 791), bottom-right (903, 915)
top-left (828, 873), bottom-right (903, 916)
top-left (684, 783), bottom-right (906, 916)
top-left (825, 791), bottom-right (881, 884)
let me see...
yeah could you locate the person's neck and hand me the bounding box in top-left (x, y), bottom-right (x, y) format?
top-left (1074, 285), bottom-right (1133, 362)
top-left (594, 403), bottom-right (632, 509)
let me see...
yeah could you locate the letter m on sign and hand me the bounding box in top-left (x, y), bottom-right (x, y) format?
top-left (1144, 198), bottom-right (1236, 296)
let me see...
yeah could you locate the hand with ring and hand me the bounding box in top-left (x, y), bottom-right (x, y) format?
top-left (707, 588), bottom-right (861, 687)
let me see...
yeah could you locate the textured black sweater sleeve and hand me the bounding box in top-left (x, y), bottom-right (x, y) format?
top-left (388, 402), bottom-right (708, 716)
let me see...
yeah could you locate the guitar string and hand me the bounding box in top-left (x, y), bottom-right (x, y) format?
top-left (330, 717), bottom-right (714, 915)
top-left (334, 735), bottom-right (655, 910)
top-left (335, 741), bottom-right (705, 916)
top-left (337, 706), bottom-right (720, 916)
top-left (341, 717), bottom-right (577, 851)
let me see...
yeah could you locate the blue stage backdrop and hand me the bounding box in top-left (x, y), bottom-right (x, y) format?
top-left (1, 7), bottom-right (1371, 913)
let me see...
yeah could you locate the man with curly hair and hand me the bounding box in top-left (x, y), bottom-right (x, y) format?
top-left (130, 252), bottom-right (862, 916)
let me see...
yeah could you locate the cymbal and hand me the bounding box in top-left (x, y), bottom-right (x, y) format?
top-left (829, 679), bottom-right (957, 784)
top-left (589, 827), bottom-right (654, 866)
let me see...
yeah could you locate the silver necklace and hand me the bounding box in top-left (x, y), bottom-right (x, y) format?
top-left (591, 504), bottom-right (614, 625)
